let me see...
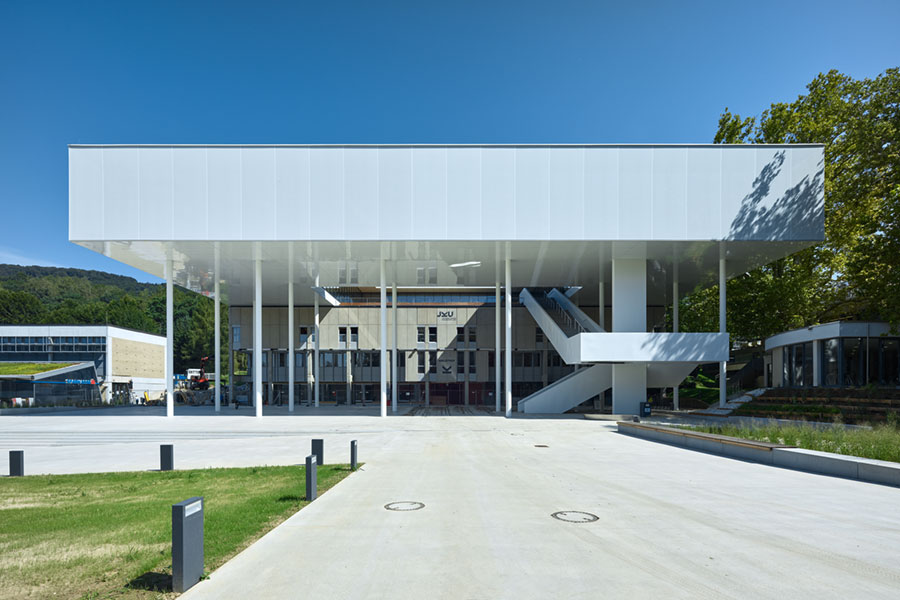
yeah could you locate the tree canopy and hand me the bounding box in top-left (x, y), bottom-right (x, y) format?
top-left (682, 68), bottom-right (900, 342)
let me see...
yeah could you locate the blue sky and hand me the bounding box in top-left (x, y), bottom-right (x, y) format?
top-left (1, 0), bottom-right (898, 283)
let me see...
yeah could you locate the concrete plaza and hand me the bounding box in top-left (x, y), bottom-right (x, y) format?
top-left (2, 408), bottom-right (899, 598)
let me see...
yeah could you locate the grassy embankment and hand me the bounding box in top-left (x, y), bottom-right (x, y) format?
top-left (0, 465), bottom-right (352, 599)
top-left (688, 417), bottom-right (900, 463)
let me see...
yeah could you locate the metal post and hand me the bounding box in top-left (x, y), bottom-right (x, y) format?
top-left (350, 439), bottom-right (358, 471)
top-left (228, 311), bottom-right (234, 408)
top-left (172, 496), bottom-right (204, 593)
top-left (314, 271), bottom-right (320, 408)
top-left (495, 279), bottom-right (501, 413)
top-left (214, 247), bottom-right (221, 412)
top-left (160, 444), bottom-right (174, 471)
top-left (673, 260), bottom-right (679, 411)
top-left (254, 255), bottom-right (263, 418)
top-left (9, 450), bottom-right (24, 477)
top-left (288, 258), bottom-right (295, 413)
top-left (392, 281), bottom-right (398, 413)
top-left (305, 455), bottom-right (317, 501)
top-left (311, 438), bottom-right (324, 465)
top-left (505, 254), bottom-right (512, 418)
top-left (166, 258), bottom-right (174, 418)
top-left (380, 260), bottom-right (387, 418)
top-left (719, 256), bottom-right (727, 409)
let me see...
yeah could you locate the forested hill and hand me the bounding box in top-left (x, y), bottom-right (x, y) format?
top-left (0, 264), bottom-right (225, 374)
top-left (0, 264), bottom-right (155, 295)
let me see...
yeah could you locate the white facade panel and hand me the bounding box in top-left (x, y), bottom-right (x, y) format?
top-left (788, 146), bottom-right (826, 240)
top-left (548, 147), bottom-right (584, 240)
top-left (69, 147), bottom-right (105, 240)
top-left (721, 146), bottom-right (757, 240)
top-left (650, 147), bottom-right (686, 239)
top-left (241, 147), bottom-right (276, 240)
top-left (378, 147), bottom-right (413, 240)
top-left (171, 147), bottom-right (205, 240)
top-left (583, 147), bottom-right (618, 240)
top-left (617, 148), bottom-right (652, 239)
top-left (138, 148), bottom-right (175, 240)
top-left (275, 147), bottom-right (311, 240)
top-left (514, 147), bottom-right (549, 240)
top-left (412, 148), bottom-right (447, 240)
top-left (103, 147), bottom-right (140, 240)
top-left (343, 148), bottom-right (379, 241)
top-left (309, 148), bottom-right (344, 240)
top-left (445, 148), bottom-right (481, 240)
top-left (69, 144), bottom-right (825, 244)
top-left (481, 148), bottom-right (516, 239)
top-left (207, 147), bottom-right (243, 239)
top-left (685, 147), bottom-right (722, 240)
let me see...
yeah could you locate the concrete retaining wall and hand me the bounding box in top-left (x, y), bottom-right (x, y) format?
top-left (617, 421), bottom-right (900, 488)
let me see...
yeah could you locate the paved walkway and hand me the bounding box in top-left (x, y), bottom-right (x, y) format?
top-left (3, 408), bottom-right (900, 598)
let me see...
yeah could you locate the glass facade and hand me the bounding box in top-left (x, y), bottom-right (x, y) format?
top-left (780, 335), bottom-right (900, 388)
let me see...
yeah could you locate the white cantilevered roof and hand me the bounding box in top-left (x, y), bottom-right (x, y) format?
top-left (68, 144), bottom-right (824, 306)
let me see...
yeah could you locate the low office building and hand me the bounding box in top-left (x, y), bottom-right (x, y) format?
top-left (765, 321), bottom-right (900, 388)
top-left (68, 144), bottom-right (825, 416)
top-left (0, 325), bottom-right (167, 403)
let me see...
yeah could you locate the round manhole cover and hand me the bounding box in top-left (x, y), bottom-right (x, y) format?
top-left (551, 511), bottom-right (598, 523)
top-left (384, 501), bottom-right (425, 511)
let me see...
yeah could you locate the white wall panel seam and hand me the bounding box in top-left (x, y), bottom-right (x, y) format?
top-left (649, 148), bottom-right (654, 240)
top-left (615, 148), bottom-right (620, 239)
top-left (239, 148), bottom-right (244, 240)
top-left (100, 149), bottom-right (106, 239)
top-left (684, 148), bottom-right (689, 240)
top-left (137, 147), bottom-right (142, 239)
top-left (718, 147), bottom-right (723, 239)
top-left (204, 148), bottom-right (209, 241)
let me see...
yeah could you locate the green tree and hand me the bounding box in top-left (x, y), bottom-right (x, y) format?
top-left (0, 288), bottom-right (45, 324)
top-left (684, 68), bottom-right (900, 340)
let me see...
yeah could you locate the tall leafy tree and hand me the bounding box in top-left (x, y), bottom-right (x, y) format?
top-left (683, 68), bottom-right (900, 341)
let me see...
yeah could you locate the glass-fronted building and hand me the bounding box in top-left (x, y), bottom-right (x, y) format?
top-left (765, 322), bottom-right (899, 388)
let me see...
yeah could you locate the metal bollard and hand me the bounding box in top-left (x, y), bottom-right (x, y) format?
top-left (350, 440), bottom-right (358, 471)
top-left (305, 454), bottom-right (317, 501)
top-left (172, 496), bottom-right (204, 593)
top-left (311, 439), bottom-right (324, 465)
top-left (160, 444), bottom-right (174, 471)
top-left (9, 450), bottom-right (24, 477)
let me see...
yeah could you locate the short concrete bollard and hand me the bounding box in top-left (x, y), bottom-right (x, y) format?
top-left (350, 440), bottom-right (358, 471)
top-left (172, 496), bottom-right (204, 593)
top-left (311, 439), bottom-right (324, 465)
top-left (160, 444), bottom-right (174, 471)
top-left (305, 454), bottom-right (317, 501)
top-left (9, 450), bottom-right (24, 477)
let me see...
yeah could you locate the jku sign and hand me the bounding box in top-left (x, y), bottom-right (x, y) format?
top-left (437, 310), bottom-right (456, 323)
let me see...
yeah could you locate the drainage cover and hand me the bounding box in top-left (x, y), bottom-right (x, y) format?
top-left (551, 511), bottom-right (598, 523)
top-left (384, 501), bottom-right (425, 511)
top-left (534, 444), bottom-right (549, 448)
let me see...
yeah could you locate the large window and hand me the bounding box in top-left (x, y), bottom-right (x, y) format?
top-left (823, 338), bottom-right (839, 386)
top-left (882, 339), bottom-right (900, 386)
top-left (843, 338), bottom-right (864, 386)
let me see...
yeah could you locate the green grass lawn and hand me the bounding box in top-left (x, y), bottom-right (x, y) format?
top-left (0, 362), bottom-right (76, 375)
top-left (0, 465), bottom-right (353, 599)
top-left (687, 420), bottom-right (900, 463)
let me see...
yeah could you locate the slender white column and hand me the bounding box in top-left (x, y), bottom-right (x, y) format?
top-left (380, 260), bottom-right (387, 417)
top-left (166, 258), bottom-right (174, 418)
top-left (314, 272), bottom-right (320, 408)
top-left (254, 256), bottom-right (263, 418)
top-left (288, 267), bottom-right (295, 413)
top-left (505, 256), bottom-right (512, 418)
top-left (391, 281), bottom-right (398, 413)
top-left (214, 249), bottom-right (221, 412)
top-left (495, 280), bottom-right (501, 413)
top-left (598, 275), bottom-right (605, 330)
top-left (612, 258), bottom-right (647, 415)
top-left (672, 262), bottom-right (679, 411)
top-left (719, 256), bottom-right (727, 408)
